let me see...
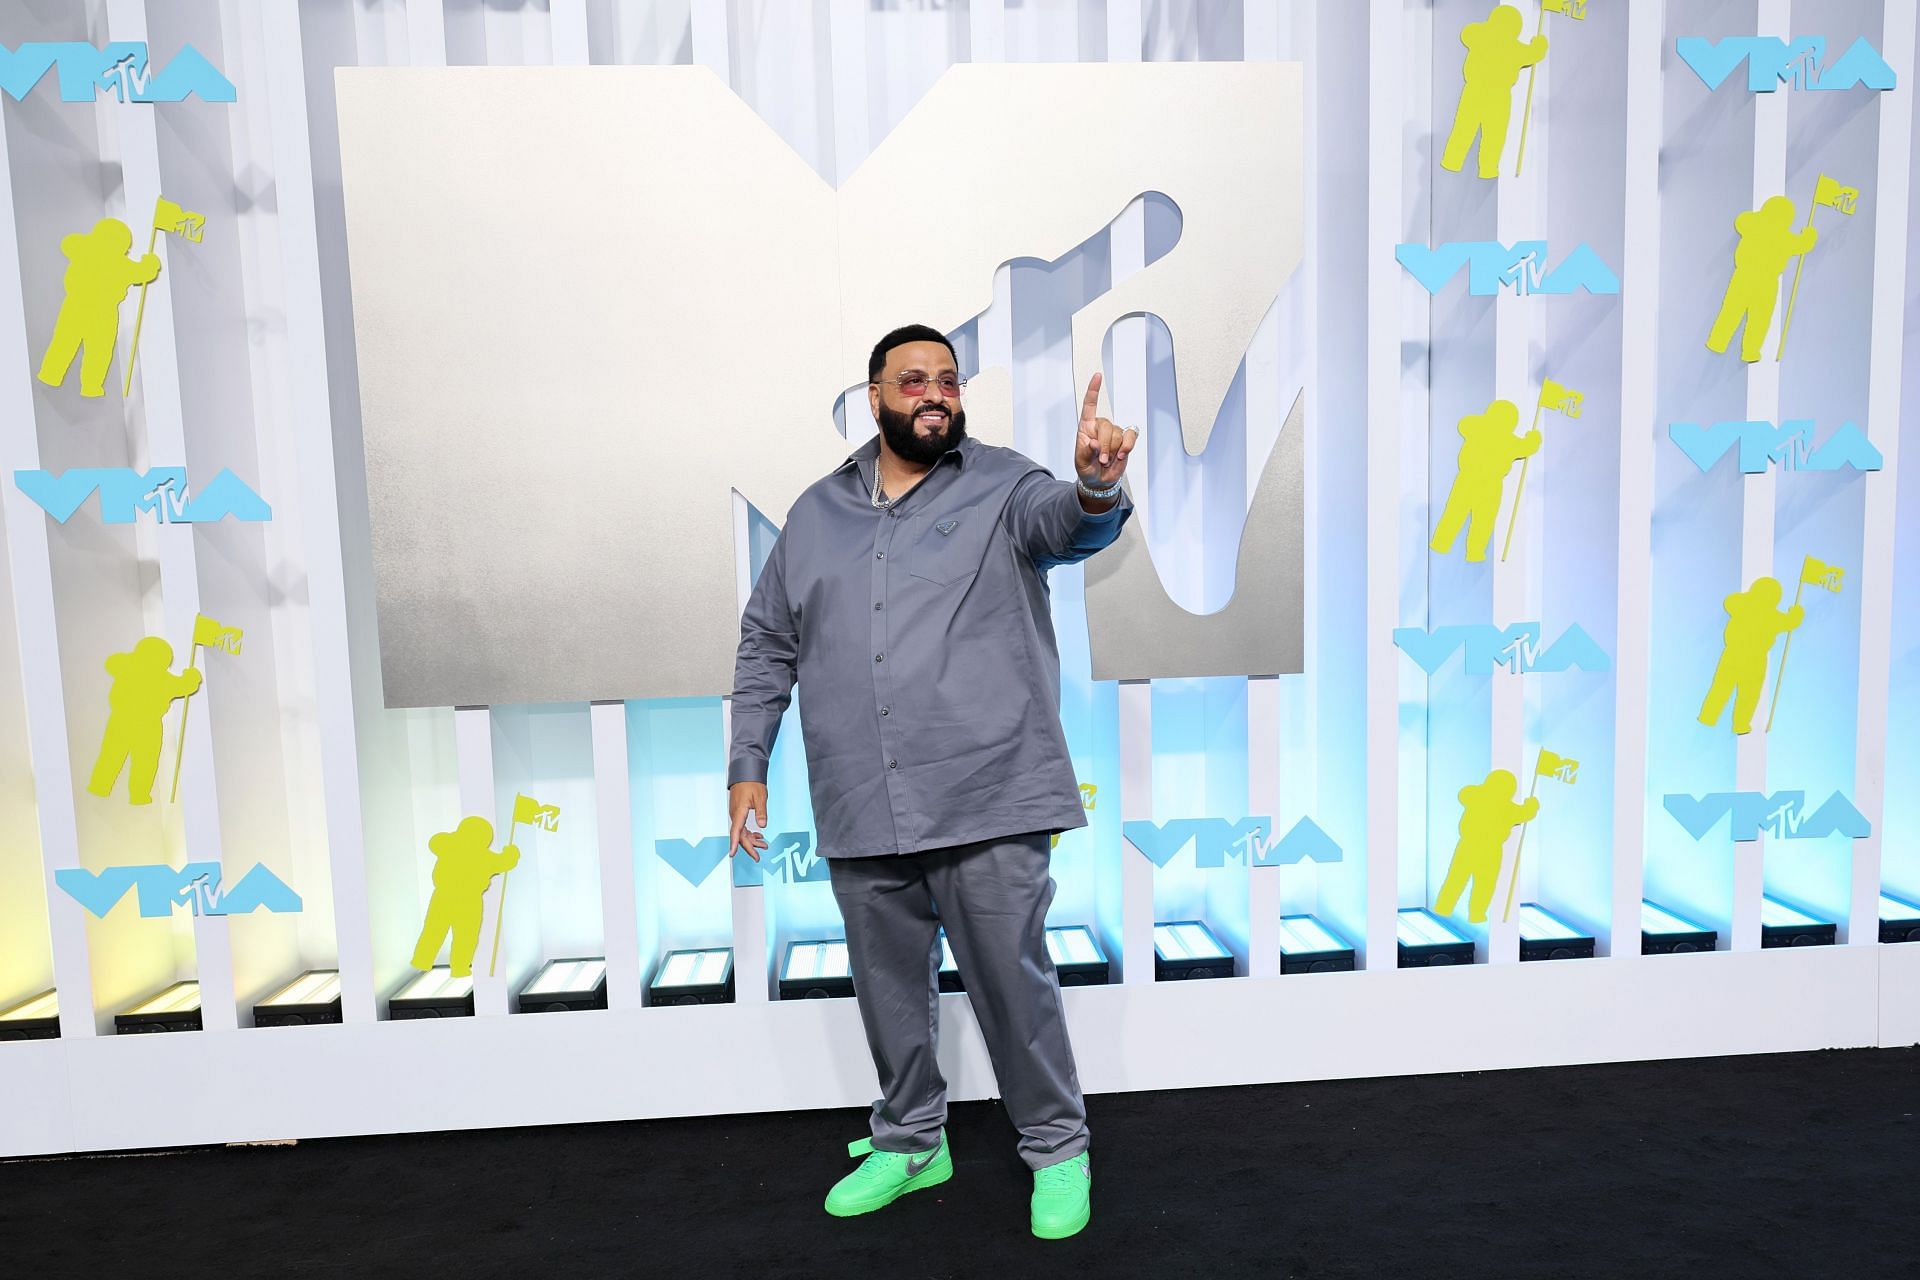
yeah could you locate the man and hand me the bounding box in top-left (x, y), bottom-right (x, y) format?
top-left (725, 324), bottom-right (1137, 1240)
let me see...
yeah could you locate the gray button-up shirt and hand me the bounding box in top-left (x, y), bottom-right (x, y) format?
top-left (727, 432), bottom-right (1135, 858)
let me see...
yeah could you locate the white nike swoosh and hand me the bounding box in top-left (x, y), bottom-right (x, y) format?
top-left (906, 1145), bottom-right (940, 1174)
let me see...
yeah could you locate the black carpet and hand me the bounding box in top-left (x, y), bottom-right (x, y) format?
top-left (3, 1046), bottom-right (1915, 1278)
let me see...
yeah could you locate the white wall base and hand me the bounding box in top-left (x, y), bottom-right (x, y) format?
top-left (1, 945), bottom-right (1909, 1158)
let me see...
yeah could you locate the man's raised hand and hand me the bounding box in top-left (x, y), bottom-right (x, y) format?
top-left (1074, 371), bottom-right (1139, 487)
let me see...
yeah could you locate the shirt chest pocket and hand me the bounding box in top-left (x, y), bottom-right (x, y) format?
top-left (907, 510), bottom-right (988, 587)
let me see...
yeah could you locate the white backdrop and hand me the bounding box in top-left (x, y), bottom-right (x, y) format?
top-left (0, 0), bottom-right (1916, 1159)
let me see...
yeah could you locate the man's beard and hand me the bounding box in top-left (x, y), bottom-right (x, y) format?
top-left (877, 401), bottom-right (968, 466)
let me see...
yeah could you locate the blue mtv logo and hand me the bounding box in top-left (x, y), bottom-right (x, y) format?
top-left (1395, 241), bottom-right (1620, 297)
top-left (1125, 817), bottom-right (1342, 869)
top-left (1393, 623), bottom-right (1610, 676)
top-left (731, 832), bottom-right (827, 887)
top-left (0, 42), bottom-right (235, 103)
top-left (1667, 420), bottom-right (1882, 474)
top-left (16, 467), bottom-right (271, 525)
top-left (56, 862), bottom-right (301, 918)
top-left (1677, 36), bottom-right (1896, 93)
top-left (656, 832), bottom-right (822, 887)
top-left (1663, 791), bottom-right (1869, 842)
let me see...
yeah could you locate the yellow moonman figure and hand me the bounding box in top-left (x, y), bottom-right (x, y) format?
top-left (86, 637), bottom-right (201, 806)
top-left (1699, 576), bottom-right (1803, 735)
top-left (1441, 5), bottom-right (1548, 179)
top-left (1431, 399), bottom-right (1541, 562)
top-left (36, 217), bottom-right (161, 397)
top-left (410, 817), bottom-right (520, 978)
top-left (1435, 769), bottom-right (1538, 925)
top-left (1706, 197), bottom-right (1817, 363)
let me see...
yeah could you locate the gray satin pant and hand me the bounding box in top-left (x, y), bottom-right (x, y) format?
top-left (827, 830), bottom-right (1090, 1170)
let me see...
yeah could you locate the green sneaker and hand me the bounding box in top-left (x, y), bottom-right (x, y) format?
top-left (824, 1130), bottom-right (951, 1217)
top-left (1030, 1152), bottom-right (1091, 1239)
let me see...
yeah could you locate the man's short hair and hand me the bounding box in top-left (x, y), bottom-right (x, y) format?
top-left (868, 324), bottom-right (957, 382)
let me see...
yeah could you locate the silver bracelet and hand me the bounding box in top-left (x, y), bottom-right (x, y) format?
top-left (1076, 476), bottom-right (1123, 501)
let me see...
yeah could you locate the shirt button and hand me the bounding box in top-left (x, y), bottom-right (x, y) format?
top-left (875, 653), bottom-right (884, 663)
top-left (876, 551), bottom-right (885, 559)
top-left (880, 706), bottom-right (890, 715)
top-left (887, 759), bottom-right (897, 768)
top-left (874, 602), bottom-right (883, 610)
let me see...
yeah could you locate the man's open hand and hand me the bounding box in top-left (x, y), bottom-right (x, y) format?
top-left (729, 781), bottom-right (769, 861)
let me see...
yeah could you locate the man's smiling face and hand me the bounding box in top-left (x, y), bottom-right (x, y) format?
top-left (869, 339), bottom-right (968, 466)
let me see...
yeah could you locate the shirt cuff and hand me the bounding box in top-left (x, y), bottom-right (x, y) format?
top-left (726, 758), bottom-right (769, 787)
top-left (1076, 487), bottom-right (1131, 521)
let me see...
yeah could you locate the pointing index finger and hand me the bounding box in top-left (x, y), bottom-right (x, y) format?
top-left (1080, 371), bottom-right (1103, 429)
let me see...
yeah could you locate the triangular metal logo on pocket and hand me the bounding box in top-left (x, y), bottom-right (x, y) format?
top-left (936, 520), bottom-right (957, 535)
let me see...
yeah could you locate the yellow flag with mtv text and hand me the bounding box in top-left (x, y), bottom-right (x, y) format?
top-left (191, 613), bottom-right (242, 655)
top-left (1538, 377), bottom-right (1583, 419)
top-left (152, 196), bottom-right (206, 243)
top-left (512, 792), bottom-right (561, 832)
top-left (1536, 748), bottom-right (1580, 784)
top-left (1800, 556), bottom-right (1844, 592)
top-left (1543, 0), bottom-right (1588, 18)
top-left (1812, 175), bottom-right (1859, 216)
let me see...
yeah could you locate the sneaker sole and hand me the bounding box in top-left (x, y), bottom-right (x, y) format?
top-left (824, 1158), bottom-right (952, 1217)
top-left (1031, 1201), bottom-right (1090, 1240)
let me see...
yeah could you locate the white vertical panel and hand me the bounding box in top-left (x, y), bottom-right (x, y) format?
top-left (720, 698), bottom-right (769, 1003)
top-left (1732, 0), bottom-right (1793, 953)
top-left (1106, 0), bottom-right (1142, 63)
top-left (691, 0), bottom-right (731, 80)
top-left (1610, 0), bottom-right (1665, 960)
top-left (1363, 0), bottom-right (1403, 971)
top-left (590, 701), bottom-right (641, 1007)
top-left (0, 128), bottom-right (94, 1039)
top-left (1485, 4), bottom-right (1541, 968)
top-left (106, 0), bottom-right (237, 1033)
top-left (454, 705), bottom-right (507, 1015)
top-left (1246, 675), bottom-right (1280, 977)
top-left (1852, 0), bottom-right (1916, 945)
top-left (1119, 681), bottom-right (1155, 983)
top-left (1242, 0), bottom-right (1297, 972)
top-left (551, 0), bottom-right (591, 65)
top-left (257, 1), bottom-right (379, 1025)
top-left (1105, 0), bottom-right (1154, 982)
top-left (969, 0), bottom-right (1006, 63)
top-left (828, 0), bottom-right (870, 184)
top-left (405, 0), bottom-right (448, 66)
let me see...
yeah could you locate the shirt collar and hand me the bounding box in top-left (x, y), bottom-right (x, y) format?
top-left (834, 432), bottom-right (974, 475)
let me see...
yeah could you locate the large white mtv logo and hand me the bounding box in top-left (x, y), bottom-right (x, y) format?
top-left (339, 64), bottom-right (1303, 707)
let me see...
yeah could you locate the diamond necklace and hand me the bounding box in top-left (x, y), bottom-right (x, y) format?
top-left (870, 462), bottom-right (895, 510)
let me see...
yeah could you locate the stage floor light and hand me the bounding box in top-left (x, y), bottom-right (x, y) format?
top-left (389, 967), bottom-right (475, 1019)
top-left (0, 990), bottom-right (59, 1041)
top-left (1153, 920), bottom-right (1232, 981)
top-left (253, 970), bottom-right (342, 1027)
top-left (1879, 892), bottom-right (1920, 944)
top-left (649, 947), bottom-right (734, 1006)
top-left (1047, 924), bottom-right (1111, 986)
top-left (1518, 903), bottom-right (1595, 962)
top-left (1396, 908), bottom-right (1474, 967)
top-left (1642, 898), bottom-right (1717, 954)
top-left (115, 980), bottom-right (202, 1034)
top-left (779, 939), bottom-right (854, 1000)
top-left (936, 925), bottom-right (1111, 989)
top-left (518, 957), bottom-right (609, 1012)
top-left (1761, 894), bottom-right (1835, 948)
top-left (1277, 914), bottom-right (1355, 974)
top-left (937, 931), bottom-right (963, 992)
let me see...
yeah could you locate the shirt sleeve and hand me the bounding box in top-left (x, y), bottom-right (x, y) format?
top-left (1003, 468), bottom-right (1136, 570)
top-left (726, 529), bottom-right (798, 788)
